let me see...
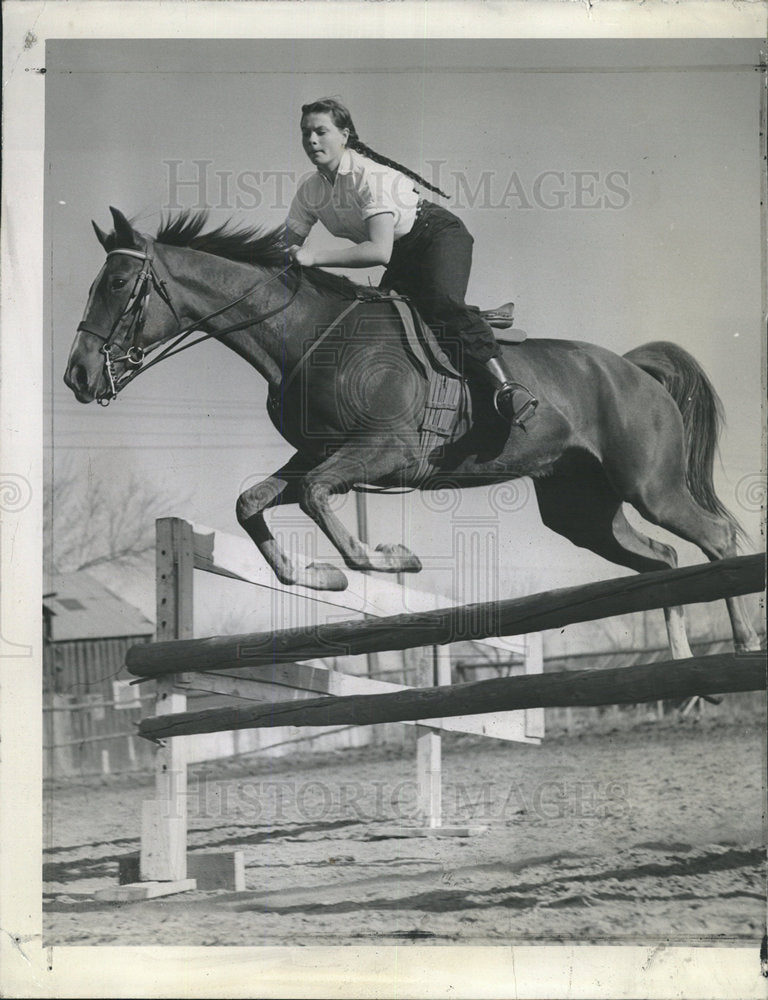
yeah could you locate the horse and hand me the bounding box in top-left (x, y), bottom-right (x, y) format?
top-left (64, 207), bottom-right (761, 656)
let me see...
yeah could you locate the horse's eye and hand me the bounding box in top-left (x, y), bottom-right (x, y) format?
top-left (110, 278), bottom-right (127, 291)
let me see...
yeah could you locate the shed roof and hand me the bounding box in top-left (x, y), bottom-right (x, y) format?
top-left (43, 571), bottom-right (154, 641)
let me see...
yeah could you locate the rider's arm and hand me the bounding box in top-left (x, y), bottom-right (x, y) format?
top-left (291, 213), bottom-right (395, 268)
top-left (285, 226), bottom-right (307, 249)
top-left (285, 185), bottom-right (314, 257)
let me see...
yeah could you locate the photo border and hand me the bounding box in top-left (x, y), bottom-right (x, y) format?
top-left (2, 2), bottom-right (766, 997)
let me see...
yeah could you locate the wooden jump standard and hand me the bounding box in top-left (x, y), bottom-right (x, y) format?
top-left (128, 553), bottom-right (765, 679)
top-left (138, 653), bottom-right (766, 741)
top-left (98, 518), bottom-right (542, 901)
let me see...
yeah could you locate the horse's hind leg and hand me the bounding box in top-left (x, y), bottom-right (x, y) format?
top-left (623, 478), bottom-right (762, 653)
top-left (534, 456), bottom-right (694, 658)
top-left (236, 452), bottom-right (348, 591)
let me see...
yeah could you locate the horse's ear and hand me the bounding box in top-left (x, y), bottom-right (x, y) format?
top-left (92, 221), bottom-right (110, 250)
top-left (109, 207), bottom-right (140, 249)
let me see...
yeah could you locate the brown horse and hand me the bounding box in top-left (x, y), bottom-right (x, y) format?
top-left (64, 208), bottom-right (760, 654)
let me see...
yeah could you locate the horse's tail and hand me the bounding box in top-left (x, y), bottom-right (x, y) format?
top-left (623, 340), bottom-right (745, 542)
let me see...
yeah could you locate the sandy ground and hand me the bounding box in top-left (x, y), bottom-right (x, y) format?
top-left (44, 717), bottom-right (766, 947)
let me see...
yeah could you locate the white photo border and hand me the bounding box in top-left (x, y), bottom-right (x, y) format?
top-left (2, 2), bottom-right (766, 997)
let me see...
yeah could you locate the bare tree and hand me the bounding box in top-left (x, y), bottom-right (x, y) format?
top-left (45, 458), bottom-right (190, 574)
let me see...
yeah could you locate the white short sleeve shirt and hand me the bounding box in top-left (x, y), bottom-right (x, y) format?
top-left (286, 148), bottom-right (420, 243)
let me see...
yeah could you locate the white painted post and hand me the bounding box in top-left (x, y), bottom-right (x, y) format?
top-left (415, 646), bottom-right (451, 828)
top-left (95, 518), bottom-right (197, 901)
top-left (416, 729), bottom-right (442, 828)
top-left (140, 518), bottom-right (194, 884)
top-left (523, 632), bottom-right (545, 739)
top-left (355, 492), bottom-right (383, 746)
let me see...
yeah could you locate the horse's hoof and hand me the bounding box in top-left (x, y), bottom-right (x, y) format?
top-left (303, 562), bottom-right (348, 591)
top-left (375, 543), bottom-right (422, 573)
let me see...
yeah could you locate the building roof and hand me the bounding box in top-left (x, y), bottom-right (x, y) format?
top-left (43, 571), bottom-right (154, 641)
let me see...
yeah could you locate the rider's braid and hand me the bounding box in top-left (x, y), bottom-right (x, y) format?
top-left (349, 138), bottom-right (449, 198)
top-left (301, 98), bottom-right (449, 199)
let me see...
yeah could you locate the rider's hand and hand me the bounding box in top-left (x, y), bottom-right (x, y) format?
top-left (287, 245), bottom-right (314, 267)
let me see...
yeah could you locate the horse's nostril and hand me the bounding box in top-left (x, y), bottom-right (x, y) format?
top-left (65, 364), bottom-right (89, 395)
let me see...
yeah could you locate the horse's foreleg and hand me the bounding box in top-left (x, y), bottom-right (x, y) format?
top-left (299, 443), bottom-right (422, 574)
top-left (236, 453), bottom-right (348, 591)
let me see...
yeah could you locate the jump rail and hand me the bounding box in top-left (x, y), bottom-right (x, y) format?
top-left (128, 553), bottom-right (765, 679)
top-left (139, 653), bottom-right (767, 741)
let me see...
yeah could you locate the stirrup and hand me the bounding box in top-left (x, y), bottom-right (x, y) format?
top-left (494, 382), bottom-right (539, 429)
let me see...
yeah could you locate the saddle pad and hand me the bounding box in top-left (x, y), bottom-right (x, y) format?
top-left (386, 298), bottom-right (470, 485)
top-left (497, 328), bottom-right (528, 345)
top-left (389, 298), bottom-right (463, 380)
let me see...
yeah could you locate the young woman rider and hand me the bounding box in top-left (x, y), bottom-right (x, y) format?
top-left (284, 98), bottom-right (538, 428)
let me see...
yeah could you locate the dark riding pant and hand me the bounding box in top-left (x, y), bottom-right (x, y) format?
top-left (381, 201), bottom-right (500, 366)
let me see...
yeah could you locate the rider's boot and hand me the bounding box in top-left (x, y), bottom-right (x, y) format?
top-left (484, 355), bottom-right (538, 428)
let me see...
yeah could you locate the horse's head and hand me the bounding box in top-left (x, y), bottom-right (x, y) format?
top-left (64, 208), bottom-right (180, 404)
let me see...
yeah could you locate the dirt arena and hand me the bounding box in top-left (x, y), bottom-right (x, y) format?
top-left (44, 713), bottom-right (765, 947)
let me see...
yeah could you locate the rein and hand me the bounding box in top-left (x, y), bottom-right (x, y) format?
top-left (79, 246), bottom-right (301, 405)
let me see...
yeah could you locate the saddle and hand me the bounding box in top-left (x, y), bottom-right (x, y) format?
top-left (354, 288), bottom-right (528, 366)
top-left (272, 286), bottom-right (528, 488)
top-left (482, 302), bottom-right (529, 345)
top-left (354, 289), bottom-right (529, 486)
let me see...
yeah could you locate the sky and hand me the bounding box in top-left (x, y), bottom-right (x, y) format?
top-left (45, 37), bottom-right (765, 617)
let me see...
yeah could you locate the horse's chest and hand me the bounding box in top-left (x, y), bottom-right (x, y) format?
top-left (275, 337), bottom-right (423, 446)
top-left (266, 387), bottom-right (357, 458)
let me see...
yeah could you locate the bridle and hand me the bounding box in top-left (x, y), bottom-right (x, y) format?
top-left (77, 244), bottom-right (301, 405)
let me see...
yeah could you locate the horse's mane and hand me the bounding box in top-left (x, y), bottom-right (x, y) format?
top-left (153, 210), bottom-right (359, 298)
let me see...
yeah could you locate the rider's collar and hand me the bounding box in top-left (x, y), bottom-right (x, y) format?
top-left (318, 148), bottom-right (355, 185)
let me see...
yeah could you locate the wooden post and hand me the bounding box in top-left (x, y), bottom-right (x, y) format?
top-left (151, 519), bottom-right (243, 891)
top-left (355, 491), bottom-right (382, 746)
top-left (50, 694), bottom-right (74, 777)
top-left (385, 646), bottom-right (488, 839)
top-left (96, 518), bottom-right (197, 900)
top-left (415, 647), bottom-right (448, 828)
top-left (523, 632), bottom-right (545, 739)
top-left (416, 729), bottom-right (442, 828)
top-left (140, 517), bottom-right (194, 884)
